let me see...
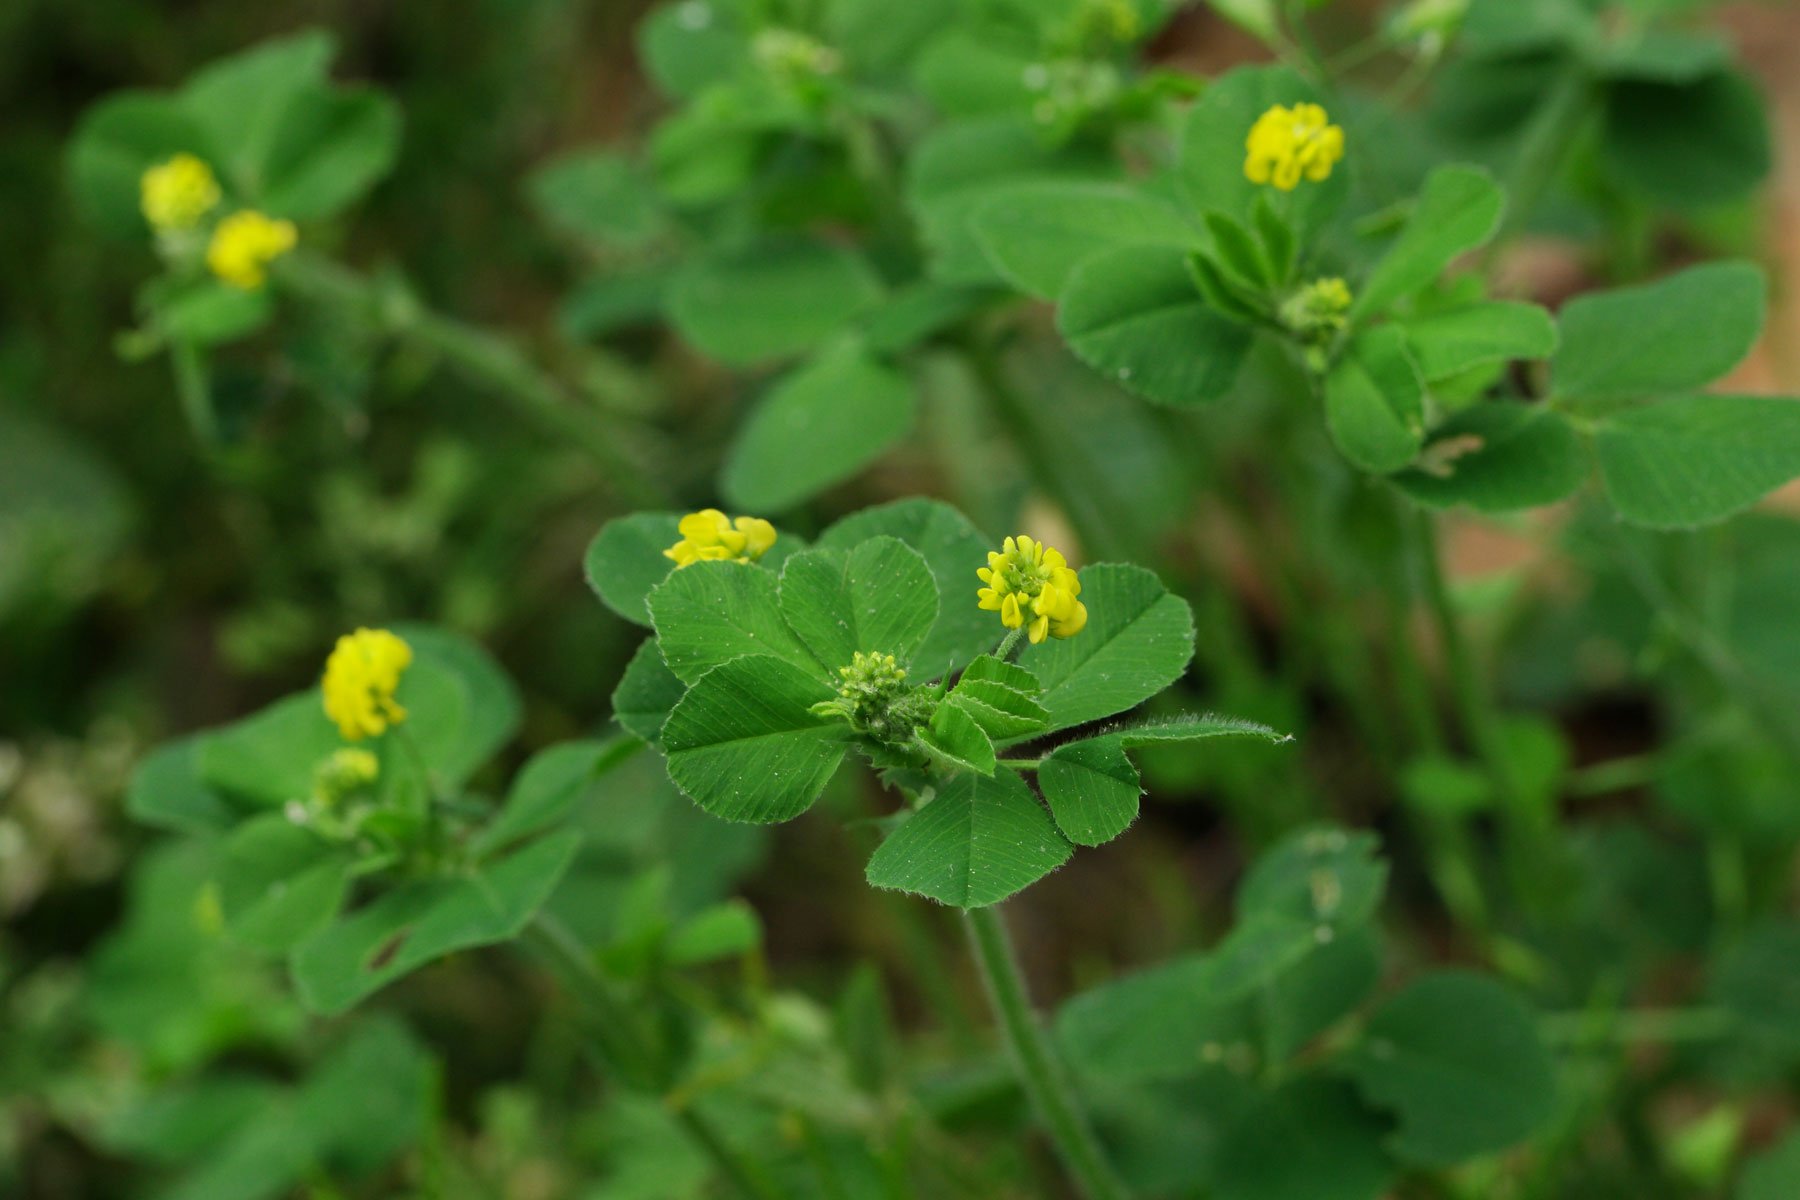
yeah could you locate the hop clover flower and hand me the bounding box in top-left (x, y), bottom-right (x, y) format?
top-left (206, 210), bottom-right (297, 289)
top-left (1280, 277), bottom-right (1353, 341)
top-left (1244, 103), bottom-right (1345, 191)
top-left (663, 509), bottom-right (778, 568)
top-left (322, 628), bottom-right (413, 740)
top-left (977, 535), bottom-right (1089, 645)
top-left (141, 153), bottom-right (221, 232)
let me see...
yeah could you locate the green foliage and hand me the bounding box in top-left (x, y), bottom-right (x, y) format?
top-left (864, 770), bottom-right (1072, 907)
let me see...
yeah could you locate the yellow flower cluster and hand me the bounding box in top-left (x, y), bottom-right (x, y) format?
top-left (1244, 103), bottom-right (1345, 191)
top-left (321, 628), bottom-right (413, 740)
top-left (141, 153), bottom-right (221, 232)
top-left (206, 210), bottom-right (298, 289)
top-left (977, 535), bottom-right (1089, 645)
top-left (663, 509), bottom-right (778, 568)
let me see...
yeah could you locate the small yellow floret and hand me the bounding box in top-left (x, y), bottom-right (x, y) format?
top-left (321, 628), bottom-right (413, 741)
top-left (206, 210), bottom-right (297, 289)
top-left (976, 535), bottom-right (1089, 645)
top-left (141, 153), bottom-right (221, 232)
top-left (663, 509), bottom-right (778, 568)
top-left (1244, 103), bottom-right (1345, 191)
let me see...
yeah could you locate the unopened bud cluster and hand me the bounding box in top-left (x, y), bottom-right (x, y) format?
top-left (812, 651), bottom-right (927, 742)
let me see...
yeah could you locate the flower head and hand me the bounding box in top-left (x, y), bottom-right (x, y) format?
top-left (289, 748), bottom-right (383, 839)
top-left (1245, 103), bottom-right (1345, 191)
top-left (977, 535), bottom-right (1088, 645)
top-left (664, 509), bottom-right (778, 568)
top-left (141, 153), bottom-right (221, 232)
top-left (322, 628), bottom-right (413, 740)
top-left (1280, 277), bottom-right (1352, 340)
top-left (206, 210), bottom-right (297, 289)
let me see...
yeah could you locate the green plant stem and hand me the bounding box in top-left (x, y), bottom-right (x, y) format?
top-left (1490, 68), bottom-right (1594, 253)
top-left (526, 913), bottom-right (785, 1200)
top-left (1539, 1006), bottom-right (1735, 1048)
top-left (998, 757), bottom-right (1041, 771)
top-left (1566, 752), bottom-right (1660, 797)
top-left (278, 254), bottom-right (664, 507)
top-left (995, 628), bottom-right (1024, 663)
top-left (169, 339), bottom-right (218, 445)
top-left (962, 906), bottom-right (1130, 1200)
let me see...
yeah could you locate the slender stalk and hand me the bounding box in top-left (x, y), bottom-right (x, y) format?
top-left (1539, 1007), bottom-right (1735, 1048)
top-left (526, 913), bottom-right (785, 1200)
top-left (277, 254), bottom-right (664, 507)
top-left (962, 906), bottom-right (1130, 1200)
top-left (170, 339), bottom-right (218, 445)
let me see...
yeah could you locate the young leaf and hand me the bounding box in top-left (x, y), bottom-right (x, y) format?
top-left (1058, 243), bottom-right (1254, 407)
top-left (916, 701), bottom-right (999, 776)
top-left (1352, 166), bottom-right (1504, 319)
top-left (1393, 404), bottom-right (1587, 514)
top-left (1201, 211), bottom-right (1274, 290)
top-left (1212, 1077), bottom-right (1395, 1200)
top-left (945, 679), bottom-right (1049, 740)
top-left (971, 181), bottom-right (1195, 300)
top-left (668, 237), bottom-right (883, 366)
top-left (1019, 563), bottom-right (1196, 731)
top-left (611, 638), bottom-right (686, 747)
top-left (661, 655), bottom-right (848, 823)
top-left (1552, 262), bottom-right (1766, 405)
top-left (389, 623), bottom-right (522, 786)
top-left (1325, 326), bottom-right (1426, 474)
top-left (290, 829), bottom-right (581, 1014)
top-left (818, 498), bottom-right (997, 674)
top-left (864, 769), bottom-right (1071, 907)
top-left (958, 654), bottom-right (1041, 693)
top-left (1594, 394), bottom-right (1800, 529)
top-left (1344, 970), bottom-right (1557, 1166)
top-left (649, 560), bottom-right (827, 684)
top-left (1039, 737), bottom-right (1141, 846)
top-left (1401, 300), bottom-right (1558, 381)
top-left (778, 536), bottom-right (940, 672)
top-left (724, 348), bottom-right (916, 513)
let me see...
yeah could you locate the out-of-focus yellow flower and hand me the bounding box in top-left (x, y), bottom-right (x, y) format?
top-left (206, 210), bottom-right (297, 289)
top-left (663, 509), bottom-right (778, 568)
top-left (977, 535), bottom-right (1088, 645)
top-left (141, 153), bottom-right (220, 232)
top-left (1244, 103), bottom-right (1344, 191)
top-left (1281, 276), bottom-right (1352, 338)
top-left (322, 628), bottom-right (413, 740)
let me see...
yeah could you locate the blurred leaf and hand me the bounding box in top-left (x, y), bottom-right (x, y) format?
top-left (1400, 300), bottom-right (1557, 381)
top-left (1601, 69), bottom-right (1771, 209)
top-left (668, 237), bottom-right (883, 366)
top-left (723, 346), bottom-right (918, 511)
top-left (180, 29), bottom-right (335, 190)
top-left (1353, 166), bottom-right (1504, 319)
top-left (639, 0), bottom-right (749, 99)
top-left (1325, 326), bottom-right (1425, 474)
top-left (1345, 970), bottom-right (1557, 1166)
top-left (259, 88), bottom-right (401, 220)
top-left (1237, 825), bottom-right (1387, 933)
top-left (1552, 262), bottom-right (1765, 405)
top-left (1180, 65), bottom-right (1346, 243)
top-left (587, 512), bottom-right (682, 627)
top-left (216, 815), bottom-right (353, 953)
top-left (1393, 404), bottom-right (1587, 514)
top-left (1739, 1131), bottom-right (1800, 1200)
top-left (1057, 243), bottom-right (1252, 406)
top-left (1212, 1077), bottom-right (1394, 1200)
top-left (291, 830), bottom-right (582, 1013)
top-left (972, 181), bottom-right (1194, 301)
top-left (1712, 922), bottom-right (1800, 1056)
top-left (528, 148), bottom-right (667, 251)
top-left (67, 91), bottom-right (211, 240)
top-left (473, 738), bottom-right (637, 858)
top-left (1594, 395), bottom-right (1800, 529)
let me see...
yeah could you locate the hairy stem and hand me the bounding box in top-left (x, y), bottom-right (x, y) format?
top-left (962, 906), bottom-right (1131, 1200)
